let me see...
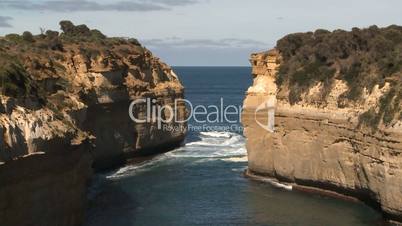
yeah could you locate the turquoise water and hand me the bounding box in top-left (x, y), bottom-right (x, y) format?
top-left (85, 67), bottom-right (383, 226)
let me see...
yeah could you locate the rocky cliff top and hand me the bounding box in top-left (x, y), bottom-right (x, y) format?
top-left (0, 21), bottom-right (184, 163)
top-left (251, 25), bottom-right (401, 130)
top-left (0, 20), bottom-right (182, 103)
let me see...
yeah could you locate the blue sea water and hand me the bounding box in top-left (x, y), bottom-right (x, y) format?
top-left (85, 67), bottom-right (383, 226)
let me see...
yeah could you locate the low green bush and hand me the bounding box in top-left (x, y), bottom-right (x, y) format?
top-left (276, 25), bottom-right (402, 127)
top-left (0, 55), bottom-right (34, 98)
top-left (5, 34), bottom-right (22, 43)
top-left (59, 20), bottom-right (107, 43)
top-left (358, 108), bottom-right (381, 129)
top-left (22, 31), bottom-right (34, 42)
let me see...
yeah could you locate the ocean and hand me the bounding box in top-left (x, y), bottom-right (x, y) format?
top-left (85, 67), bottom-right (383, 226)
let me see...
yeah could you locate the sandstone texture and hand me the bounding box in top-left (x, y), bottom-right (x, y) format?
top-left (0, 21), bottom-right (187, 226)
top-left (242, 48), bottom-right (402, 222)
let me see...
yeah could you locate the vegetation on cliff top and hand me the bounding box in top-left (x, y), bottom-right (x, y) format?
top-left (276, 25), bottom-right (402, 128)
top-left (0, 20), bottom-right (143, 103)
top-left (0, 53), bottom-right (37, 98)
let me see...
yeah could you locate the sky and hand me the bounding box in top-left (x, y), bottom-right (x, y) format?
top-left (0, 0), bottom-right (402, 66)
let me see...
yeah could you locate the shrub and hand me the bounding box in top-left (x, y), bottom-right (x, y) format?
top-left (358, 108), bottom-right (381, 129)
top-left (0, 55), bottom-right (34, 98)
top-left (380, 87), bottom-right (402, 126)
top-left (59, 20), bottom-right (75, 34)
top-left (22, 31), bottom-right (34, 42)
top-left (90, 29), bottom-right (106, 40)
top-left (48, 38), bottom-right (64, 51)
top-left (5, 34), bottom-right (22, 43)
top-left (128, 38), bottom-right (141, 46)
top-left (60, 20), bottom-right (96, 39)
top-left (79, 46), bottom-right (100, 59)
top-left (59, 20), bottom-right (104, 41)
top-left (45, 30), bottom-right (59, 39)
top-left (74, 24), bottom-right (91, 37)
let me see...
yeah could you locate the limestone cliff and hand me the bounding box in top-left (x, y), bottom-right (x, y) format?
top-left (242, 26), bottom-right (402, 223)
top-left (0, 21), bottom-right (187, 226)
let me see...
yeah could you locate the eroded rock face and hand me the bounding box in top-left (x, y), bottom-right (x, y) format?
top-left (0, 144), bottom-right (92, 226)
top-left (0, 23), bottom-right (187, 226)
top-left (242, 50), bottom-right (402, 222)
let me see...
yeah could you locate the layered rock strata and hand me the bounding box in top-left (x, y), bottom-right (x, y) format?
top-left (242, 49), bottom-right (402, 222)
top-left (0, 22), bottom-right (187, 226)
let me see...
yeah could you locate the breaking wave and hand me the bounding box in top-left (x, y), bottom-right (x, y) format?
top-left (106, 131), bottom-right (247, 179)
top-left (167, 131), bottom-right (246, 158)
top-left (199, 131), bottom-right (232, 138)
top-left (106, 154), bottom-right (169, 179)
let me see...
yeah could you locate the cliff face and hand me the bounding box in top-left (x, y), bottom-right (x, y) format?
top-left (0, 21), bottom-right (186, 226)
top-left (242, 29), bottom-right (402, 222)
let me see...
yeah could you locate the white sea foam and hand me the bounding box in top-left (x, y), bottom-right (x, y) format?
top-left (200, 131), bottom-right (232, 138)
top-left (106, 131), bottom-right (247, 179)
top-left (223, 156), bottom-right (248, 163)
top-left (167, 131), bottom-right (246, 158)
top-left (106, 154), bottom-right (168, 179)
top-left (256, 177), bottom-right (293, 191)
top-left (267, 179), bottom-right (293, 191)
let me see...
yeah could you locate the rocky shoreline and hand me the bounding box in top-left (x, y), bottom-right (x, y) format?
top-left (245, 169), bottom-right (362, 203)
top-left (244, 169), bottom-right (402, 225)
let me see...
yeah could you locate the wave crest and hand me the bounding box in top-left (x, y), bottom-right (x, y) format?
top-left (168, 131), bottom-right (246, 158)
top-left (106, 131), bottom-right (247, 179)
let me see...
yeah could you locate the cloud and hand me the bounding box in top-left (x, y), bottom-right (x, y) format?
top-left (143, 0), bottom-right (199, 6)
top-left (0, 0), bottom-right (201, 12)
top-left (142, 37), bottom-right (269, 49)
top-left (0, 16), bottom-right (12, 27)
